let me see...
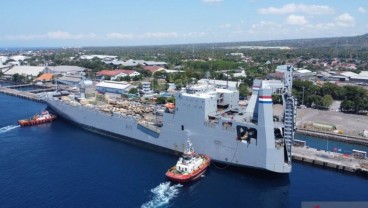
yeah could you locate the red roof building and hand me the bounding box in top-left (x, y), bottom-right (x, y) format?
top-left (35, 73), bottom-right (53, 81)
top-left (96, 69), bottom-right (140, 80)
top-left (97, 69), bottom-right (135, 76)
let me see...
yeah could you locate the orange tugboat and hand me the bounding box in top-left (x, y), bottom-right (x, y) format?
top-left (166, 138), bottom-right (211, 183)
top-left (18, 111), bottom-right (56, 127)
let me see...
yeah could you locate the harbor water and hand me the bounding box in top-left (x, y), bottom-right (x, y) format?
top-left (1, 93), bottom-right (367, 208)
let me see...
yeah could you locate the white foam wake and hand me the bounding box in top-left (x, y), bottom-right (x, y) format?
top-left (0, 125), bottom-right (20, 134)
top-left (141, 182), bottom-right (182, 208)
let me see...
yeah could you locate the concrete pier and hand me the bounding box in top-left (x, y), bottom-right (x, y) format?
top-left (292, 146), bottom-right (368, 177)
top-left (0, 87), bottom-right (45, 103)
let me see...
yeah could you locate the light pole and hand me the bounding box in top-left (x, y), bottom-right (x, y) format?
top-left (302, 86), bottom-right (305, 106)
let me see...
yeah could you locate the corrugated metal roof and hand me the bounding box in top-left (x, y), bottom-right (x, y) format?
top-left (96, 81), bottom-right (131, 90)
top-left (359, 71), bottom-right (368, 77)
top-left (4, 66), bottom-right (46, 76)
top-left (296, 69), bottom-right (312, 74)
top-left (46, 66), bottom-right (86, 73)
top-left (340, 71), bottom-right (359, 78)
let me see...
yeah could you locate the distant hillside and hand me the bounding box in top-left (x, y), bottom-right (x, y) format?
top-left (216, 33), bottom-right (368, 49)
top-left (82, 33), bottom-right (368, 51)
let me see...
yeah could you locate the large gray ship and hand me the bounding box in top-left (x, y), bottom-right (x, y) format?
top-left (45, 66), bottom-right (296, 173)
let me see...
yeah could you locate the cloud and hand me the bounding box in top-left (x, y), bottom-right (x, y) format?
top-left (106, 33), bottom-right (134, 39)
top-left (258, 3), bottom-right (334, 15)
top-left (182, 32), bottom-right (207, 38)
top-left (106, 32), bottom-right (180, 39)
top-left (286, 15), bottom-right (307, 25)
top-left (202, 0), bottom-right (223, 3)
top-left (358, 6), bottom-right (366, 14)
top-left (140, 32), bottom-right (179, 38)
top-left (335, 13), bottom-right (355, 27)
top-left (2, 31), bottom-right (97, 40)
top-left (248, 21), bottom-right (283, 34)
top-left (46, 31), bottom-right (97, 40)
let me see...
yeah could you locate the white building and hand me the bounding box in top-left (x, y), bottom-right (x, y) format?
top-left (96, 81), bottom-right (131, 95)
top-left (294, 69), bottom-right (313, 78)
top-left (141, 81), bottom-right (153, 94)
top-left (233, 70), bottom-right (246, 78)
top-left (198, 79), bottom-right (239, 91)
top-left (340, 71), bottom-right (368, 83)
top-left (80, 55), bottom-right (117, 60)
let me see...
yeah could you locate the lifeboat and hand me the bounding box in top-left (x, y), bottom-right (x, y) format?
top-left (166, 138), bottom-right (211, 183)
top-left (18, 111), bottom-right (56, 127)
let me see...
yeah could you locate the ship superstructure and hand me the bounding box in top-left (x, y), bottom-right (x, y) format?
top-left (45, 66), bottom-right (296, 173)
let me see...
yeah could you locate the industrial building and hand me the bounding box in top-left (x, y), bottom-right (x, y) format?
top-left (96, 81), bottom-right (131, 95)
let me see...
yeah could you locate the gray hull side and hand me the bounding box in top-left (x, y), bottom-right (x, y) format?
top-left (47, 100), bottom-right (291, 173)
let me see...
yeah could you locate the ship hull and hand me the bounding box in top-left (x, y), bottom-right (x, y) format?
top-left (46, 99), bottom-right (291, 174)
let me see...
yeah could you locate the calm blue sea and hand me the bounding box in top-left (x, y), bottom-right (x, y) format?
top-left (1, 93), bottom-right (367, 208)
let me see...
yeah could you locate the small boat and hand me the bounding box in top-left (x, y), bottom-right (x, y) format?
top-left (166, 138), bottom-right (211, 183)
top-left (18, 111), bottom-right (56, 127)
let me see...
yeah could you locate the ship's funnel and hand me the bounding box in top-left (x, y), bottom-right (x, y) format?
top-left (257, 88), bottom-right (274, 147)
top-left (245, 79), bottom-right (261, 119)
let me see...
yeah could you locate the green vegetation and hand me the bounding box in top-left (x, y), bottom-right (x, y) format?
top-left (272, 94), bottom-right (283, 104)
top-left (12, 73), bottom-right (27, 83)
top-left (293, 80), bottom-right (368, 113)
top-left (238, 83), bottom-right (249, 98)
top-left (155, 96), bottom-right (175, 105)
top-left (128, 88), bottom-right (138, 94)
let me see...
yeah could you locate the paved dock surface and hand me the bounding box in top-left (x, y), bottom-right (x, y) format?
top-left (0, 87), bottom-right (44, 103)
top-left (292, 146), bottom-right (368, 175)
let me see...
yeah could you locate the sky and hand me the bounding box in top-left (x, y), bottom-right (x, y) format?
top-left (0, 0), bottom-right (367, 47)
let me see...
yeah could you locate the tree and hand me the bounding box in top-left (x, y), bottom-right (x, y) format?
top-left (166, 96), bottom-right (175, 103)
top-left (153, 71), bottom-right (168, 79)
top-left (152, 79), bottom-right (159, 92)
top-left (12, 73), bottom-right (26, 83)
top-left (308, 95), bottom-right (322, 108)
top-left (174, 79), bottom-right (183, 90)
top-left (339, 85), bottom-right (368, 114)
top-left (272, 94), bottom-right (283, 104)
top-left (122, 76), bottom-right (131, 82)
top-left (128, 88), bottom-right (138, 94)
top-left (321, 95), bottom-right (333, 109)
top-left (341, 99), bottom-right (354, 112)
top-left (132, 75), bottom-right (142, 81)
top-left (238, 83), bottom-right (249, 97)
top-left (156, 96), bottom-right (166, 104)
